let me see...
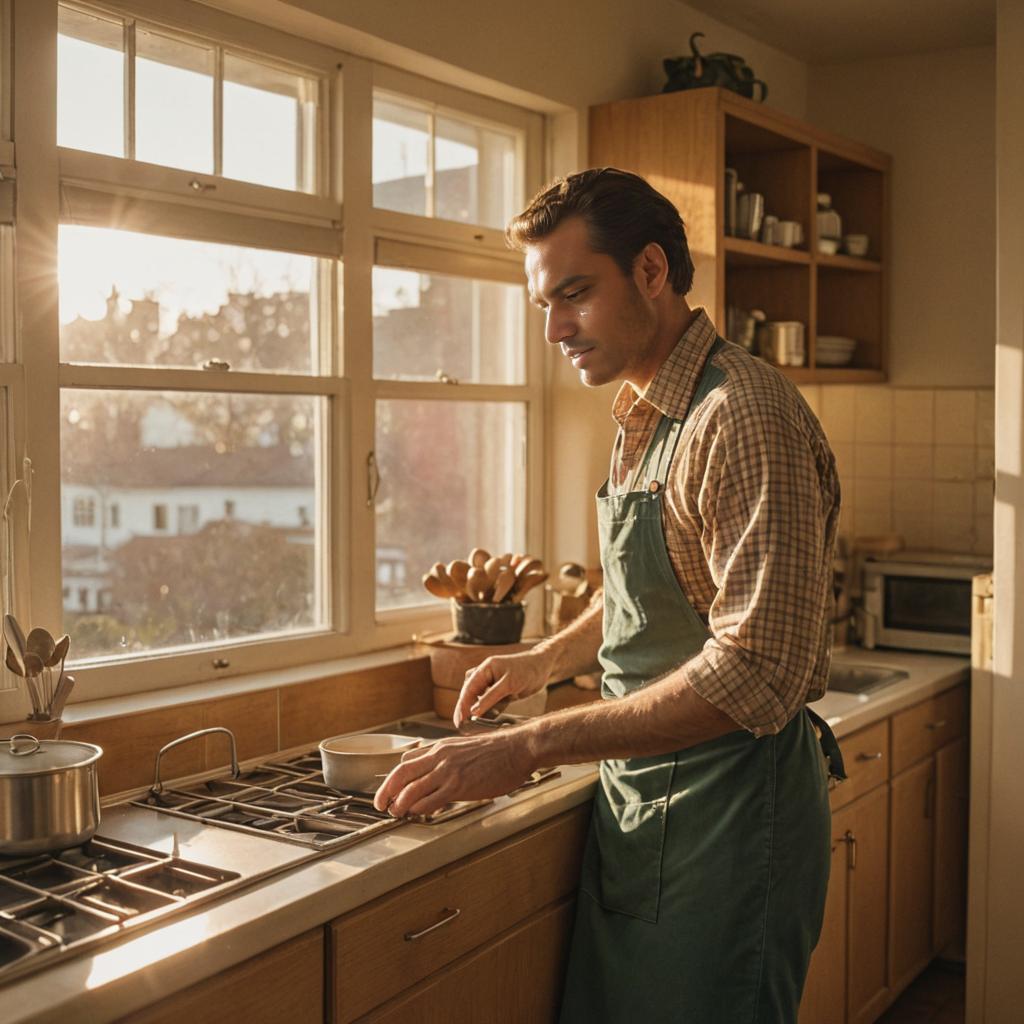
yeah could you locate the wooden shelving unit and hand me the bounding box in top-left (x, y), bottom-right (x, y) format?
top-left (589, 88), bottom-right (891, 383)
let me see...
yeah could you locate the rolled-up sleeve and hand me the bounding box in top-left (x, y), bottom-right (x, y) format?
top-left (679, 399), bottom-right (839, 736)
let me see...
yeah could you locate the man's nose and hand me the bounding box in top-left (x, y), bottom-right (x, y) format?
top-left (545, 307), bottom-right (576, 347)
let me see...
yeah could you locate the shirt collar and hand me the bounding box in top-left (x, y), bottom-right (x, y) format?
top-left (611, 308), bottom-right (718, 424)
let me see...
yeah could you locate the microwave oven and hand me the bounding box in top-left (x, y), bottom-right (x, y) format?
top-left (858, 551), bottom-right (992, 655)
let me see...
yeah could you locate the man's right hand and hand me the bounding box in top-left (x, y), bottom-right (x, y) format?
top-left (453, 648), bottom-right (555, 729)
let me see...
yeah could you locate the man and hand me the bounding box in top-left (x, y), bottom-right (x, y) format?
top-left (374, 168), bottom-right (844, 1022)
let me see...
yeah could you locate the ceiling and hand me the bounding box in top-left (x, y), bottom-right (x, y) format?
top-left (679, 0), bottom-right (996, 64)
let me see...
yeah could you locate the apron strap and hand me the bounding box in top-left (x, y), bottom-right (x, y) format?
top-left (805, 706), bottom-right (847, 781)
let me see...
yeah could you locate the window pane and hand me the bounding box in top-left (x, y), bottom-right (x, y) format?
top-left (373, 97), bottom-right (429, 216)
top-left (223, 54), bottom-right (318, 193)
top-left (435, 115), bottom-right (518, 229)
top-left (375, 400), bottom-right (525, 611)
top-left (373, 267), bottom-right (524, 384)
top-left (135, 29), bottom-right (214, 172)
top-left (59, 226), bottom-right (320, 373)
top-left (61, 389), bottom-right (324, 659)
top-left (58, 6), bottom-right (125, 157)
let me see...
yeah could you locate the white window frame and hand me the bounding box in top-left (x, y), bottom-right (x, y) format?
top-left (365, 65), bottom-right (546, 627)
top-left (6, 0), bottom-right (545, 709)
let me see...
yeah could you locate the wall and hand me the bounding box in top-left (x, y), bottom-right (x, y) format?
top-left (806, 47), bottom-right (996, 389)
top-left (799, 384), bottom-right (994, 555)
top-left (212, 0), bottom-right (809, 120)
top-left (973, 1), bottom-right (1024, 1018)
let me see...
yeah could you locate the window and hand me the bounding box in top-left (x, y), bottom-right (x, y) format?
top-left (373, 93), bottom-right (521, 229)
top-left (72, 496), bottom-right (96, 526)
top-left (369, 70), bottom-right (539, 616)
top-left (6, 3), bottom-right (542, 704)
top-left (57, 5), bottom-right (320, 192)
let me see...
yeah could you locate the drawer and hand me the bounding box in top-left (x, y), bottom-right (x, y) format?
top-left (831, 719), bottom-right (889, 810)
top-left (892, 685), bottom-right (968, 774)
top-left (330, 804), bottom-right (590, 1023)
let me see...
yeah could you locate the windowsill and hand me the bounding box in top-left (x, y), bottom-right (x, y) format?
top-left (59, 643), bottom-right (430, 727)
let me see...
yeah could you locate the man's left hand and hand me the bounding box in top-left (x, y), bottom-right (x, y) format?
top-left (372, 730), bottom-right (535, 818)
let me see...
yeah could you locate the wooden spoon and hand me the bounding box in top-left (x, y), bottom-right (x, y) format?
top-left (491, 565), bottom-right (517, 603)
top-left (447, 560), bottom-right (471, 595)
top-left (468, 547), bottom-right (490, 569)
top-left (514, 557), bottom-right (543, 579)
top-left (511, 570), bottom-right (548, 602)
top-left (466, 566), bottom-right (490, 602)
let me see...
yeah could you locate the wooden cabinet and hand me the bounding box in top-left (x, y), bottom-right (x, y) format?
top-left (889, 757), bottom-right (936, 993)
top-left (933, 736), bottom-right (969, 956)
top-left (359, 899), bottom-right (575, 1024)
top-left (117, 929), bottom-right (324, 1024)
top-left (329, 805), bottom-right (589, 1023)
top-left (799, 806), bottom-right (850, 1024)
top-left (801, 768), bottom-right (889, 1024)
top-left (589, 88), bottom-right (890, 383)
top-left (847, 786), bottom-right (890, 1024)
top-left (800, 681), bottom-right (969, 1024)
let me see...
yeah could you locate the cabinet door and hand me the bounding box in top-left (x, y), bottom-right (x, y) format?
top-left (847, 785), bottom-right (890, 1024)
top-left (362, 899), bottom-right (575, 1024)
top-left (889, 758), bottom-right (935, 992)
top-left (933, 737), bottom-right (969, 956)
top-left (799, 805), bottom-right (850, 1024)
top-left (118, 929), bottom-right (324, 1024)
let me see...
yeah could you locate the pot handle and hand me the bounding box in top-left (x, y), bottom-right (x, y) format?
top-left (8, 733), bottom-right (41, 757)
top-left (150, 727), bottom-right (239, 795)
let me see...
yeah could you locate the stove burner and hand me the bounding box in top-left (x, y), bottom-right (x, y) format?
top-left (131, 742), bottom-right (492, 851)
top-left (0, 836), bottom-right (240, 987)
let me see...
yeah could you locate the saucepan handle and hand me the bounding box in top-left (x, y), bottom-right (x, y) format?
top-left (150, 726), bottom-right (239, 795)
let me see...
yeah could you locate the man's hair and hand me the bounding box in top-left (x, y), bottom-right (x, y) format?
top-left (505, 167), bottom-right (695, 296)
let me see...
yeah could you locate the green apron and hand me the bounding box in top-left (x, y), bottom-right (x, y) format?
top-left (559, 339), bottom-right (844, 1024)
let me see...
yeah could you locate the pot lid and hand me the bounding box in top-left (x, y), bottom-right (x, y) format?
top-left (0, 734), bottom-right (103, 776)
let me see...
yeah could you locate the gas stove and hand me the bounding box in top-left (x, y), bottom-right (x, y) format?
top-left (0, 714), bottom-right (563, 989)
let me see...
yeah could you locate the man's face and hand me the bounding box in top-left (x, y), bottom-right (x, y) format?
top-left (524, 216), bottom-right (656, 388)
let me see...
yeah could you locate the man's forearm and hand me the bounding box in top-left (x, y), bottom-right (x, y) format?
top-left (521, 663), bottom-right (741, 767)
top-left (531, 595), bottom-right (604, 682)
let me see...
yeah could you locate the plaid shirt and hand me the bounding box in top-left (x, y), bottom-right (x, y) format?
top-left (608, 309), bottom-right (840, 736)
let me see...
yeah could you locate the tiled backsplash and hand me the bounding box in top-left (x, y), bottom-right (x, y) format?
top-left (798, 386), bottom-right (994, 556)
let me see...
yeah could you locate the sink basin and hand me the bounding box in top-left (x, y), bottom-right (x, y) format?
top-left (828, 663), bottom-right (909, 696)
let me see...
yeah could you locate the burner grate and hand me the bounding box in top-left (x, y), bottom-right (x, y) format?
top-left (0, 836), bottom-right (240, 985)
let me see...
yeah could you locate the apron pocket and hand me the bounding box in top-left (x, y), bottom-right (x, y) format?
top-left (581, 758), bottom-right (675, 924)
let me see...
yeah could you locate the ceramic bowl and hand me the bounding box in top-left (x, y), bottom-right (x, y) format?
top-left (319, 733), bottom-right (421, 793)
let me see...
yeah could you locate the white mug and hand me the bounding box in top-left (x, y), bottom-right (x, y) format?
top-left (775, 220), bottom-right (803, 248)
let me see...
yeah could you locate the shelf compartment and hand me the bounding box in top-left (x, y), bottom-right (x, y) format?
top-left (817, 149), bottom-right (886, 263)
top-left (726, 114), bottom-right (811, 244)
top-left (816, 268), bottom-right (885, 372)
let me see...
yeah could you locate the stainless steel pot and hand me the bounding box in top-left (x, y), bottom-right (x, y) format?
top-left (0, 734), bottom-right (103, 855)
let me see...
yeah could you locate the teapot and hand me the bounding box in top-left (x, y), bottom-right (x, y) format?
top-left (663, 33), bottom-right (767, 102)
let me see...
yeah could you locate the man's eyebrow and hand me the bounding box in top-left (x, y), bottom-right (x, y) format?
top-left (529, 274), bottom-right (592, 307)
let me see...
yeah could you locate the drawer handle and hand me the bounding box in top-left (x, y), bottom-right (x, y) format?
top-left (404, 907), bottom-right (461, 941)
top-left (925, 720), bottom-right (947, 731)
top-left (856, 751), bottom-right (883, 761)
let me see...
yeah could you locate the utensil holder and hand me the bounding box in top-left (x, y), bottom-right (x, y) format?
top-left (451, 601), bottom-right (525, 645)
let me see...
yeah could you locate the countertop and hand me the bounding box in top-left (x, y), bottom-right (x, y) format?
top-left (2, 646), bottom-right (970, 1023)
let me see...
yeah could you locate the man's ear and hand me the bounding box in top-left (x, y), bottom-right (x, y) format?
top-left (633, 242), bottom-right (670, 299)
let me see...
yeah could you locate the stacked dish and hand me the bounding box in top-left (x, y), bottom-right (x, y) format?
top-left (816, 335), bottom-right (857, 367)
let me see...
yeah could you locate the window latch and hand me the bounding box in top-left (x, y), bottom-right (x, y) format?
top-left (189, 178), bottom-right (217, 193)
top-left (203, 359), bottom-right (231, 371)
top-left (366, 451), bottom-right (381, 507)
top-left (435, 369), bottom-right (460, 385)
